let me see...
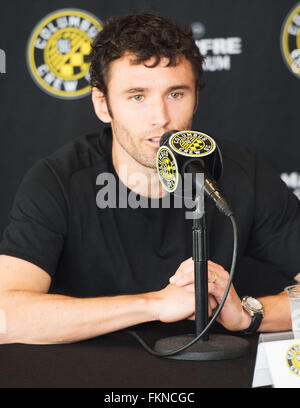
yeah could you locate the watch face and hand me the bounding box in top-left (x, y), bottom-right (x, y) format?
top-left (246, 297), bottom-right (263, 313)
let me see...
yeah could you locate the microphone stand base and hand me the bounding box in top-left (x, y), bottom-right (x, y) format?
top-left (154, 333), bottom-right (249, 361)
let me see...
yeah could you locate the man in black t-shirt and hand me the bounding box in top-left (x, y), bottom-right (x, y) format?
top-left (0, 12), bottom-right (299, 344)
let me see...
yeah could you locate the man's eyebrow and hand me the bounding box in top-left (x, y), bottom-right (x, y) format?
top-left (123, 87), bottom-right (147, 94)
top-left (123, 85), bottom-right (192, 94)
top-left (166, 85), bottom-right (192, 92)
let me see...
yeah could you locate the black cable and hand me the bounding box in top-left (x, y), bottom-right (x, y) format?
top-left (124, 214), bottom-right (238, 357)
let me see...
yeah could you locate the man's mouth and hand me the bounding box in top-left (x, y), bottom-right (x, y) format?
top-left (146, 137), bottom-right (162, 148)
top-left (148, 137), bottom-right (161, 142)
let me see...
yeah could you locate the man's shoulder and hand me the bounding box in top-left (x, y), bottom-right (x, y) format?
top-left (39, 129), bottom-right (111, 181)
top-left (217, 138), bottom-right (258, 182)
top-left (217, 138), bottom-right (256, 165)
top-left (47, 132), bottom-right (107, 169)
top-left (217, 138), bottom-right (286, 195)
top-left (19, 129), bottom-right (112, 200)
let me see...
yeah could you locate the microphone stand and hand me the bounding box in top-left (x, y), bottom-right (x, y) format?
top-left (154, 186), bottom-right (250, 360)
top-left (193, 196), bottom-right (209, 342)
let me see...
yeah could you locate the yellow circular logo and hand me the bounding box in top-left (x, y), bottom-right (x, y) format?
top-left (281, 3), bottom-right (300, 79)
top-left (286, 344), bottom-right (300, 376)
top-left (156, 146), bottom-right (179, 192)
top-left (161, 156), bottom-right (175, 182)
top-left (27, 9), bottom-right (103, 99)
top-left (169, 131), bottom-right (216, 157)
top-left (179, 136), bottom-right (205, 151)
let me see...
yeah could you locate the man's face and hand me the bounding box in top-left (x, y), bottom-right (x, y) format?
top-left (96, 53), bottom-right (197, 170)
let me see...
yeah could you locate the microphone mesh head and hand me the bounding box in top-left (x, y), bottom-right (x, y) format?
top-left (160, 130), bottom-right (179, 146)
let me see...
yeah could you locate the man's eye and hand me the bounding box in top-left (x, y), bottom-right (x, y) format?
top-left (131, 95), bottom-right (144, 102)
top-left (169, 92), bottom-right (183, 99)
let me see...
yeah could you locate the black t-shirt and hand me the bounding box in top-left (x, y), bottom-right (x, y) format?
top-left (0, 127), bottom-right (299, 297)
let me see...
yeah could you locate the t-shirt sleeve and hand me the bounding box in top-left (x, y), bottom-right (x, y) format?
top-left (247, 154), bottom-right (300, 278)
top-left (0, 159), bottom-right (68, 279)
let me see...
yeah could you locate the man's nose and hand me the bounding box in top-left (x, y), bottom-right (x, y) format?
top-left (149, 97), bottom-right (170, 128)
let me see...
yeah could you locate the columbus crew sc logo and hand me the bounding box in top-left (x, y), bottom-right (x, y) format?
top-left (27, 9), bottom-right (103, 99)
top-left (286, 344), bottom-right (300, 376)
top-left (156, 146), bottom-right (179, 193)
top-left (169, 131), bottom-right (216, 157)
top-left (281, 3), bottom-right (300, 79)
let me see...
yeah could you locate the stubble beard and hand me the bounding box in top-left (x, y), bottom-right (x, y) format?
top-left (112, 120), bottom-right (194, 171)
top-left (113, 126), bottom-right (160, 170)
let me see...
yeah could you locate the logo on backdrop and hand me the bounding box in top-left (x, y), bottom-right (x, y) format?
top-left (191, 21), bottom-right (242, 72)
top-left (26, 9), bottom-right (102, 99)
top-left (281, 172), bottom-right (300, 200)
top-left (280, 2), bottom-right (300, 79)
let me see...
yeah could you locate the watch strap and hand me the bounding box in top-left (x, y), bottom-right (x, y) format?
top-left (242, 312), bottom-right (263, 335)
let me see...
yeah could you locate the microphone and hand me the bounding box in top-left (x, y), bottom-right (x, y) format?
top-left (156, 130), bottom-right (233, 217)
top-left (151, 131), bottom-right (249, 361)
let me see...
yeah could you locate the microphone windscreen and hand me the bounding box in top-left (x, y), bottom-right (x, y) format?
top-left (160, 130), bottom-right (179, 146)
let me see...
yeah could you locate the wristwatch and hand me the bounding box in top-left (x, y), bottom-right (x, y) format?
top-left (241, 296), bottom-right (264, 334)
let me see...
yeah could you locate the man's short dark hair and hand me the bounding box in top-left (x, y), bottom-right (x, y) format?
top-left (89, 11), bottom-right (205, 95)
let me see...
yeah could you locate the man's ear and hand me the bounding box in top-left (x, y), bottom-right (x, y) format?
top-left (91, 87), bottom-right (112, 123)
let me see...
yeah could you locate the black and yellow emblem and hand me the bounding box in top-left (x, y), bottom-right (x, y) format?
top-left (286, 344), bottom-right (300, 376)
top-left (281, 3), bottom-right (300, 79)
top-left (169, 131), bottom-right (216, 157)
top-left (27, 9), bottom-right (102, 99)
top-left (156, 146), bottom-right (179, 192)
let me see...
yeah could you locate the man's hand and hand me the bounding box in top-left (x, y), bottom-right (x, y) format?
top-left (169, 258), bottom-right (251, 331)
top-left (150, 283), bottom-right (195, 323)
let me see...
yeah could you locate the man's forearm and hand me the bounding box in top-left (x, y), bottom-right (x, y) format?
top-left (258, 291), bottom-right (292, 332)
top-left (0, 290), bottom-right (157, 344)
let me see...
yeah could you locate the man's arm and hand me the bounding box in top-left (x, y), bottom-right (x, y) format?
top-left (170, 258), bottom-right (294, 332)
top-left (0, 255), bottom-right (195, 345)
